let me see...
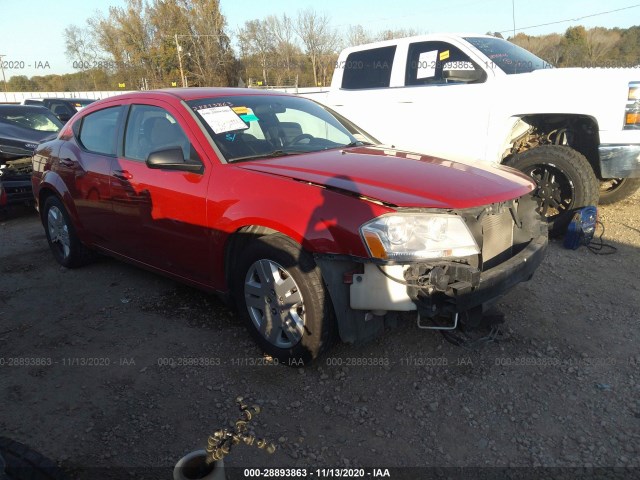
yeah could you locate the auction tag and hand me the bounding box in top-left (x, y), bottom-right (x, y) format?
top-left (439, 50), bottom-right (450, 61)
top-left (417, 50), bottom-right (438, 79)
top-left (199, 106), bottom-right (249, 134)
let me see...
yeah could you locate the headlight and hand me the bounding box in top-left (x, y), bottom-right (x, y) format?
top-left (360, 213), bottom-right (480, 261)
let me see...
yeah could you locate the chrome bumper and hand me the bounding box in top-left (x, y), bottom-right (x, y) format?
top-left (599, 144), bottom-right (640, 178)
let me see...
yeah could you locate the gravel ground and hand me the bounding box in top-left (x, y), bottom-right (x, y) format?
top-left (0, 189), bottom-right (639, 479)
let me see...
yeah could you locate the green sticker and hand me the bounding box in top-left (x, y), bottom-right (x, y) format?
top-left (240, 114), bottom-right (259, 122)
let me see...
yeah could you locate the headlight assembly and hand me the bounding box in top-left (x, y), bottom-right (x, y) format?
top-left (360, 213), bottom-right (480, 261)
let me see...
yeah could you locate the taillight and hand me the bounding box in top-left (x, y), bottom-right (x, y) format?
top-left (0, 184), bottom-right (6, 207)
top-left (624, 81), bottom-right (640, 129)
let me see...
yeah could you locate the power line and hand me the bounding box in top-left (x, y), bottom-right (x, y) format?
top-left (499, 3), bottom-right (640, 35)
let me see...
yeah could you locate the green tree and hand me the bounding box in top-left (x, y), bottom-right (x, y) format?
top-left (561, 26), bottom-right (588, 67)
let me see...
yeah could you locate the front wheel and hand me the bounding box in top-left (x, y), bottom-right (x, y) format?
top-left (233, 234), bottom-right (336, 365)
top-left (599, 177), bottom-right (640, 205)
top-left (505, 145), bottom-right (599, 236)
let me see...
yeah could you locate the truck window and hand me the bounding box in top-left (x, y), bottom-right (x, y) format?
top-left (464, 36), bottom-right (550, 74)
top-left (405, 41), bottom-right (486, 86)
top-left (341, 46), bottom-right (396, 90)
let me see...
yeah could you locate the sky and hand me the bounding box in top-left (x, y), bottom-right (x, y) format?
top-left (1, 0), bottom-right (639, 79)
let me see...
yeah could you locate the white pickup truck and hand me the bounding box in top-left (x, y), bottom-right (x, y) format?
top-left (300, 34), bottom-right (640, 233)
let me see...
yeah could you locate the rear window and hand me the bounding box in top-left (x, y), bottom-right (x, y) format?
top-left (0, 108), bottom-right (62, 132)
top-left (341, 46), bottom-right (396, 90)
top-left (77, 107), bottom-right (121, 156)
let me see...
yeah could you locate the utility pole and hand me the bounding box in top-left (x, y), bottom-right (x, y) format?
top-left (0, 54), bottom-right (8, 102)
top-left (512, 0), bottom-right (516, 38)
top-left (175, 33), bottom-right (186, 87)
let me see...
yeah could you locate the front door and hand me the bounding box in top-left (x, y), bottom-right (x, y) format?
top-left (109, 102), bottom-right (212, 283)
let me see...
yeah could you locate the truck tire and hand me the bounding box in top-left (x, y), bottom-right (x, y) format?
top-left (0, 437), bottom-right (69, 480)
top-left (599, 178), bottom-right (640, 205)
top-left (505, 145), bottom-right (599, 237)
top-left (233, 233), bottom-right (336, 365)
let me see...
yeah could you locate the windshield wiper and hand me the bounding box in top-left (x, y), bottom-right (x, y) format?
top-left (342, 140), bottom-right (372, 148)
top-left (229, 150), bottom-right (301, 163)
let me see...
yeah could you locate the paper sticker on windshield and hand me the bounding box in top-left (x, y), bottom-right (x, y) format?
top-left (417, 50), bottom-right (437, 79)
top-left (439, 50), bottom-right (450, 61)
top-left (199, 106), bottom-right (249, 134)
top-left (232, 106), bottom-right (249, 115)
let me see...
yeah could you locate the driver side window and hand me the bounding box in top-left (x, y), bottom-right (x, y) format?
top-left (405, 41), bottom-right (486, 86)
top-left (124, 105), bottom-right (192, 161)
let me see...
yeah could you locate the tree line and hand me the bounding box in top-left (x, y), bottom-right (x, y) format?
top-left (2, 0), bottom-right (639, 93)
top-left (509, 26), bottom-right (640, 68)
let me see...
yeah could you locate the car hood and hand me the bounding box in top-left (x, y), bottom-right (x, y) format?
top-left (236, 146), bottom-right (535, 209)
top-left (0, 125), bottom-right (58, 159)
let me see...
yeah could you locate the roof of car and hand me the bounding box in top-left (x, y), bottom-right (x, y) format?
top-left (99, 88), bottom-right (291, 104)
top-left (24, 97), bottom-right (96, 102)
top-left (0, 104), bottom-right (53, 113)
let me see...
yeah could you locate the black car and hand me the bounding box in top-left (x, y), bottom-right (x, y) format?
top-left (0, 105), bottom-right (62, 210)
top-left (22, 98), bottom-right (96, 123)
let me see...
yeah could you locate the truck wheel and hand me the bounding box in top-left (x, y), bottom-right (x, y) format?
top-left (43, 196), bottom-right (92, 268)
top-left (505, 145), bottom-right (599, 236)
top-left (233, 234), bottom-right (336, 365)
top-left (599, 178), bottom-right (640, 205)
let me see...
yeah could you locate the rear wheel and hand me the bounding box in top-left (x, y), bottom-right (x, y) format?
top-left (233, 234), bottom-right (336, 365)
top-left (43, 196), bottom-right (92, 268)
top-left (599, 177), bottom-right (640, 204)
top-left (505, 145), bottom-right (599, 236)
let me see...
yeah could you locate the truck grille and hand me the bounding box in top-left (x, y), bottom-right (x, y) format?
top-left (481, 209), bottom-right (514, 270)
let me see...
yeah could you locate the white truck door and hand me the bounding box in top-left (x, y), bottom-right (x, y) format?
top-left (327, 40), bottom-right (495, 164)
top-left (389, 40), bottom-right (495, 163)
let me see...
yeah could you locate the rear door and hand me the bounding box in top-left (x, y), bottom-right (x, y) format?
top-left (57, 105), bottom-right (123, 246)
top-left (109, 101), bottom-right (212, 283)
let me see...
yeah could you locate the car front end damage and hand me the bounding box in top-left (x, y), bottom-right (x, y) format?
top-left (0, 157), bottom-right (33, 210)
top-left (316, 193), bottom-right (547, 343)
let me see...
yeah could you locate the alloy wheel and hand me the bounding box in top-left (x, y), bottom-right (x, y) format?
top-left (243, 259), bottom-right (305, 348)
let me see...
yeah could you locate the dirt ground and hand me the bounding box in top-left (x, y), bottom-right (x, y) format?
top-left (1, 189), bottom-right (639, 479)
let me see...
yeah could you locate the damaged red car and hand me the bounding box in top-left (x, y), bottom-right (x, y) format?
top-left (32, 88), bottom-right (547, 363)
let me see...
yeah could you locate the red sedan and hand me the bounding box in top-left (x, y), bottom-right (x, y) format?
top-left (31, 88), bottom-right (547, 364)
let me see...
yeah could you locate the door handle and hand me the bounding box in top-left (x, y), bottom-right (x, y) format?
top-left (112, 169), bottom-right (133, 180)
top-left (59, 158), bottom-right (74, 167)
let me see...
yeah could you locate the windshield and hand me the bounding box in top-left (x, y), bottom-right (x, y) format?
top-left (464, 36), bottom-right (551, 74)
top-left (187, 95), bottom-right (371, 162)
top-left (0, 108), bottom-right (63, 132)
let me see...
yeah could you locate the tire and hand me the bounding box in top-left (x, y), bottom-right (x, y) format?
top-left (505, 145), bottom-right (599, 237)
top-left (42, 196), bottom-right (92, 268)
top-left (599, 178), bottom-right (640, 205)
top-left (0, 437), bottom-right (69, 480)
top-left (233, 234), bottom-right (336, 365)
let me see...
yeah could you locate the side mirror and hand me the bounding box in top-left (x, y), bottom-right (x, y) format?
top-left (146, 147), bottom-right (203, 173)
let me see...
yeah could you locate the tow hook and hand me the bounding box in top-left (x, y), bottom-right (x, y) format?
top-left (417, 312), bottom-right (459, 331)
top-left (417, 308), bottom-right (506, 348)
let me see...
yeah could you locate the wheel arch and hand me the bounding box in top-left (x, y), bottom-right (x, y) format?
top-left (224, 225), bottom-right (281, 293)
top-left (502, 113), bottom-right (601, 176)
top-left (37, 172), bottom-right (82, 230)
